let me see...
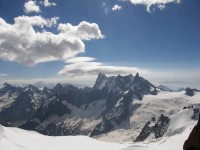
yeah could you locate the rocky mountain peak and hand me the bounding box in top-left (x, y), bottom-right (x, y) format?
top-left (93, 73), bottom-right (108, 89)
top-left (133, 72), bottom-right (140, 82)
top-left (98, 72), bottom-right (107, 79)
top-left (185, 87), bottom-right (200, 96)
top-left (2, 83), bottom-right (13, 90)
top-left (0, 83), bottom-right (22, 96)
top-left (3, 83), bottom-right (12, 87)
top-left (135, 114), bottom-right (169, 141)
top-left (27, 85), bottom-right (39, 92)
top-left (55, 83), bottom-right (63, 89)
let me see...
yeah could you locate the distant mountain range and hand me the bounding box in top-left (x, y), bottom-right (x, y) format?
top-left (0, 73), bottom-right (199, 142)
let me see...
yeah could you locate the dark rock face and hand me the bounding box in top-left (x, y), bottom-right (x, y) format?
top-left (91, 89), bottom-right (135, 136)
top-left (135, 114), bottom-right (170, 141)
top-left (20, 96), bottom-right (71, 133)
top-left (42, 87), bottom-right (51, 98)
top-left (0, 92), bottom-right (36, 124)
top-left (185, 87), bottom-right (200, 96)
top-left (42, 120), bottom-right (83, 136)
top-left (135, 117), bottom-right (156, 141)
top-left (0, 116), bottom-right (13, 127)
top-left (183, 115), bottom-right (200, 150)
top-left (151, 88), bottom-right (158, 95)
top-left (93, 73), bottom-right (108, 89)
top-left (19, 120), bottom-right (40, 131)
top-left (154, 114), bottom-right (170, 138)
top-left (34, 97), bottom-right (71, 122)
top-left (183, 105), bottom-right (194, 110)
top-left (90, 119), bottom-right (114, 136)
top-left (185, 88), bottom-right (195, 96)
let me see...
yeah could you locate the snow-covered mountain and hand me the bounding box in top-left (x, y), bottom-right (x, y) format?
top-left (0, 84), bottom-right (46, 126)
top-left (0, 72), bottom-right (200, 144)
top-left (18, 72), bottom-right (158, 137)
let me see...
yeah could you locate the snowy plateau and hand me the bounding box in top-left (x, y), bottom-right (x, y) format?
top-left (0, 124), bottom-right (194, 150)
top-left (0, 73), bottom-right (200, 150)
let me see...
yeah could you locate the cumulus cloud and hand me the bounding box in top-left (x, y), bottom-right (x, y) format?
top-left (0, 16), bottom-right (104, 66)
top-left (24, 1), bottom-right (40, 13)
top-left (112, 5), bottom-right (122, 11)
top-left (128, 0), bottom-right (181, 12)
top-left (43, 0), bottom-right (56, 7)
top-left (58, 59), bottom-right (149, 77)
top-left (58, 21), bottom-right (104, 40)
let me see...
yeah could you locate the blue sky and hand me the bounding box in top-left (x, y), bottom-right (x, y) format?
top-left (0, 0), bottom-right (200, 88)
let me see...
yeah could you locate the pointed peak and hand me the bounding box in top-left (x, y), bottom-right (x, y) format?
top-left (97, 72), bottom-right (107, 78)
top-left (133, 72), bottom-right (141, 83)
top-left (96, 73), bottom-right (107, 81)
top-left (43, 86), bottom-right (49, 91)
top-left (55, 83), bottom-right (63, 88)
top-left (3, 83), bottom-right (12, 87)
top-left (28, 84), bottom-right (36, 88)
top-left (127, 74), bottom-right (133, 77)
top-left (28, 84), bottom-right (38, 90)
top-left (93, 73), bottom-right (108, 89)
top-left (135, 72), bottom-right (139, 78)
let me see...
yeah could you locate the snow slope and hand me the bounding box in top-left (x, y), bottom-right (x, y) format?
top-left (0, 123), bottom-right (193, 150)
top-left (97, 91), bottom-right (200, 142)
top-left (0, 124), bottom-right (127, 150)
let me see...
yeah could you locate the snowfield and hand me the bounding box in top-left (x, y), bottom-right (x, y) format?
top-left (96, 91), bottom-right (200, 142)
top-left (0, 122), bottom-right (194, 150)
top-left (0, 125), bottom-right (127, 150)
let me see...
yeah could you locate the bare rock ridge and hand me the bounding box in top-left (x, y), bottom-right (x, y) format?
top-left (135, 114), bottom-right (170, 141)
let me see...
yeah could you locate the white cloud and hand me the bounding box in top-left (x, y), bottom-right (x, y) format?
top-left (0, 74), bottom-right (8, 81)
top-left (43, 0), bottom-right (56, 7)
top-left (0, 16), bottom-right (104, 66)
top-left (128, 0), bottom-right (181, 12)
top-left (157, 4), bottom-right (166, 10)
top-left (66, 57), bottom-right (96, 63)
top-left (24, 1), bottom-right (40, 13)
top-left (112, 5), bottom-right (122, 11)
top-left (58, 59), bottom-right (149, 77)
top-left (58, 21), bottom-right (104, 40)
top-left (0, 74), bottom-right (8, 77)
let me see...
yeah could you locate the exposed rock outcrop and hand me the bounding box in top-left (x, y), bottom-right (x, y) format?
top-left (185, 87), bottom-right (200, 97)
top-left (135, 114), bottom-right (170, 141)
top-left (183, 115), bottom-right (200, 150)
